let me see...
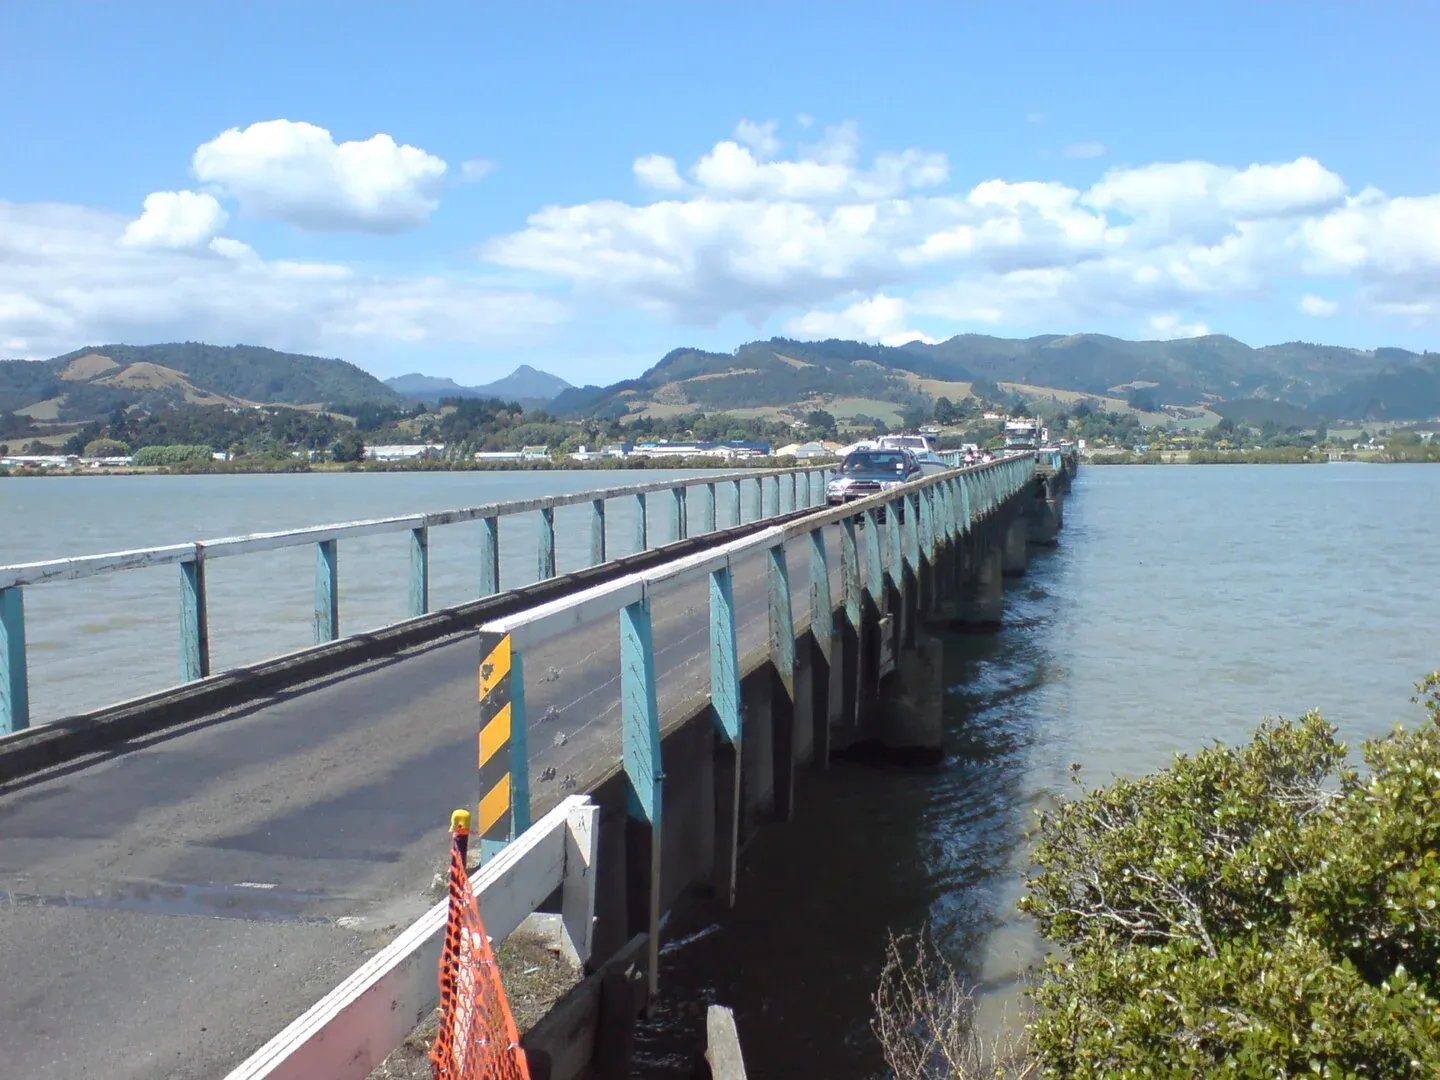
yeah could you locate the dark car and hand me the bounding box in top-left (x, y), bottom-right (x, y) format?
top-left (825, 448), bottom-right (923, 512)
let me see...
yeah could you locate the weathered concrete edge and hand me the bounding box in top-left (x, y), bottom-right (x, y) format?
top-left (0, 510), bottom-right (820, 785)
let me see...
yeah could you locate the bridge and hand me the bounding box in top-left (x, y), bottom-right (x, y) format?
top-left (0, 451), bottom-right (1075, 1080)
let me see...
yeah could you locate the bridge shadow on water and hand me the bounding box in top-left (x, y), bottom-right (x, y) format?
top-left (633, 548), bottom-right (1069, 1079)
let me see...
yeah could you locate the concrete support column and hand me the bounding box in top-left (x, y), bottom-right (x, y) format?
top-left (1002, 517), bottom-right (1029, 576)
top-left (961, 545), bottom-right (1005, 630)
top-left (878, 631), bottom-right (944, 764)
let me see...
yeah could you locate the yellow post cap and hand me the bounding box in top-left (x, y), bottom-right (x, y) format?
top-left (450, 808), bottom-right (472, 835)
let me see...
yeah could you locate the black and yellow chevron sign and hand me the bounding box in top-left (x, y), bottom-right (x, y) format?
top-left (477, 631), bottom-right (514, 847)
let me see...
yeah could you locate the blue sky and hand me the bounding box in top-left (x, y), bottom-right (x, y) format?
top-left (3, 1), bottom-right (1437, 385)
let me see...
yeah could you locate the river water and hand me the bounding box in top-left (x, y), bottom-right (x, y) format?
top-left (633, 462), bottom-right (1440, 1078)
top-left (5, 464), bottom-right (1438, 1076)
top-left (0, 470), bottom-right (738, 723)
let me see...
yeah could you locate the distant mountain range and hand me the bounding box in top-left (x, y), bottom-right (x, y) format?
top-left (384, 364), bottom-right (573, 407)
top-left (547, 334), bottom-right (1440, 423)
top-left (0, 343), bottom-right (402, 423)
top-left (4, 335), bottom-right (1437, 428)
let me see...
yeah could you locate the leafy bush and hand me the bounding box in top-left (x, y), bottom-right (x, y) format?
top-left (133, 444), bottom-right (214, 466)
top-left (1018, 677), bottom-right (1440, 1077)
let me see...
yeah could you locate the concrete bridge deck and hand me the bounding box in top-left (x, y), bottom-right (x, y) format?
top-left (0, 532), bottom-right (840, 1080)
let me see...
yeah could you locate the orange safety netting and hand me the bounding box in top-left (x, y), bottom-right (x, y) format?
top-left (430, 842), bottom-right (532, 1080)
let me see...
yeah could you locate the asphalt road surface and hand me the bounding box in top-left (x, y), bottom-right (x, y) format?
top-left (0, 526), bottom-right (851, 1079)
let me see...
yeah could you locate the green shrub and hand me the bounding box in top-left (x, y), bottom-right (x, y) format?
top-left (1018, 677), bottom-right (1440, 1077)
top-left (133, 444), bottom-right (215, 467)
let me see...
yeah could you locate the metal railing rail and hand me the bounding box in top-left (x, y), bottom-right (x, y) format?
top-left (471, 454), bottom-right (1035, 842)
top-left (0, 464), bottom-right (835, 734)
top-left (469, 454), bottom-right (1036, 995)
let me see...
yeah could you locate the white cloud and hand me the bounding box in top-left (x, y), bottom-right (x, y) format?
top-left (633, 154), bottom-right (687, 192)
top-left (1299, 294), bottom-right (1338, 317)
top-left (191, 119), bottom-right (448, 233)
top-left (483, 120), bottom-right (1440, 336)
top-left (120, 190), bottom-right (228, 249)
top-left (461, 159), bottom-right (495, 182)
top-left (1148, 313), bottom-right (1211, 339)
top-left (0, 199), bottom-right (564, 359)
top-left (796, 113), bottom-right (815, 129)
top-left (787, 294), bottom-right (937, 346)
top-left (1064, 141), bottom-right (1106, 159)
top-left (734, 119), bottom-right (781, 159)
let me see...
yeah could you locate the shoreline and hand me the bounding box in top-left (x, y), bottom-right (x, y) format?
top-left (0, 455), bottom-right (834, 479)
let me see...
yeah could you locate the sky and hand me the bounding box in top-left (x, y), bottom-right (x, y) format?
top-left (2, 1), bottom-right (1438, 386)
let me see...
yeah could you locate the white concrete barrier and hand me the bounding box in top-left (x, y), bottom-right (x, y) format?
top-left (224, 795), bottom-right (598, 1080)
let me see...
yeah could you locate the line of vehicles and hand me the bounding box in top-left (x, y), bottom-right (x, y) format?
top-left (824, 420), bottom-right (1048, 509)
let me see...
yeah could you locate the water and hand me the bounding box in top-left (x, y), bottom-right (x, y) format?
top-left (633, 463), bottom-right (1440, 1078)
top-left (0, 469), bottom-right (752, 722)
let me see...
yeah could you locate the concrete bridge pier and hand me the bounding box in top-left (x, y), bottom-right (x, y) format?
top-left (1002, 515), bottom-right (1029, 576)
top-left (959, 543), bottom-right (1005, 631)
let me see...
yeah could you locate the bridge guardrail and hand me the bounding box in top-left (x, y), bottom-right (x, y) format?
top-left (0, 464), bottom-right (836, 734)
top-left (468, 455), bottom-right (1037, 994)
top-left (224, 794), bottom-right (598, 1080)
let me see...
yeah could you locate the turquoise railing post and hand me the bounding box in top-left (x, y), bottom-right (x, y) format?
top-left (314, 539), bottom-right (338, 643)
top-left (1, 586), bottom-right (30, 734)
top-left (709, 562), bottom-right (743, 906)
top-left (840, 514), bottom-right (861, 726)
top-left (590, 499), bottom-right (606, 566)
top-left (767, 540), bottom-right (797, 819)
top-left (480, 515), bottom-right (499, 596)
top-left (888, 498), bottom-right (904, 594)
top-left (671, 487), bottom-right (686, 542)
top-left (730, 478), bottom-right (743, 527)
top-left (798, 470), bottom-right (809, 509)
top-left (808, 528), bottom-right (833, 766)
top-left (620, 596), bottom-right (663, 996)
top-left (709, 567), bottom-right (741, 745)
top-left (703, 483), bottom-right (718, 534)
top-left (538, 506), bottom-right (557, 580)
top-left (785, 472), bottom-right (796, 514)
top-left (409, 526), bottom-right (429, 617)
top-left (179, 553), bottom-right (210, 683)
top-left (841, 517), bottom-right (861, 630)
top-left (863, 508), bottom-right (884, 605)
top-left (633, 492), bottom-right (648, 553)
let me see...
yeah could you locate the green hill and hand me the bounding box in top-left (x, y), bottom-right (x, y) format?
top-left (0, 343), bottom-right (401, 422)
top-left (1314, 353), bottom-right (1440, 421)
top-left (550, 333), bottom-right (1424, 421)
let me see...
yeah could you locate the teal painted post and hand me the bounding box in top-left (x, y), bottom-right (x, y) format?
top-left (709, 567), bottom-right (741, 744)
top-left (840, 515), bottom-right (862, 727)
top-left (905, 494), bottom-right (921, 571)
top-left (842, 518), bottom-right (861, 629)
top-left (809, 529), bottom-right (834, 767)
top-left (767, 542), bottom-right (798, 819)
top-left (179, 557), bottom-right (210, 682)
top-left (621, 598), bottom-right (663, 824)
top-left (731, 479), bottom-right (743, 526)
top-left (314, 539), bottom-right (338, 643)
top-left (921, 488), bottom-right (936, 561)
top-left (798, 470), bottom-right (810, 508)
top-left (1, 586), bottom-right (30, 734)
top-left (784, 472), bottom-right (796, 514)
top-left (620, 597), bottom-right (664, 996)
top-left (671, 487), bottom-right (686, 542)
top-left (591, 499), bottom-right (606, 565)
top-left (409, 526), bottom-right (429, 617)
top-left (538, 506), bottom-right (556, 579)
top-left (709, 563), bottom-right (743, 907)
top-left (863, 508), bottom-right (885, 602)
top-left (480, 515), bottom-right (499, 596)
top-left (888, 499), bottom-right (904, 591)
top-left (810, 530), bottom-right (833, 664)
top-left (704, 483), bottom-right (718, 534)
top-left (633, 492), bottom-right (648, 552)
top-left (960, 475), bottom-right (973, 531)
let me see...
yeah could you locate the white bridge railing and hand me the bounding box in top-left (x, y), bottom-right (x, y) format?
top-left (223, 795), bottom-right (597, 1080)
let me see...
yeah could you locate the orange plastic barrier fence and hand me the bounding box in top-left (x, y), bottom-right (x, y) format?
top-left (430, 835), bottom-right (532, 1080)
